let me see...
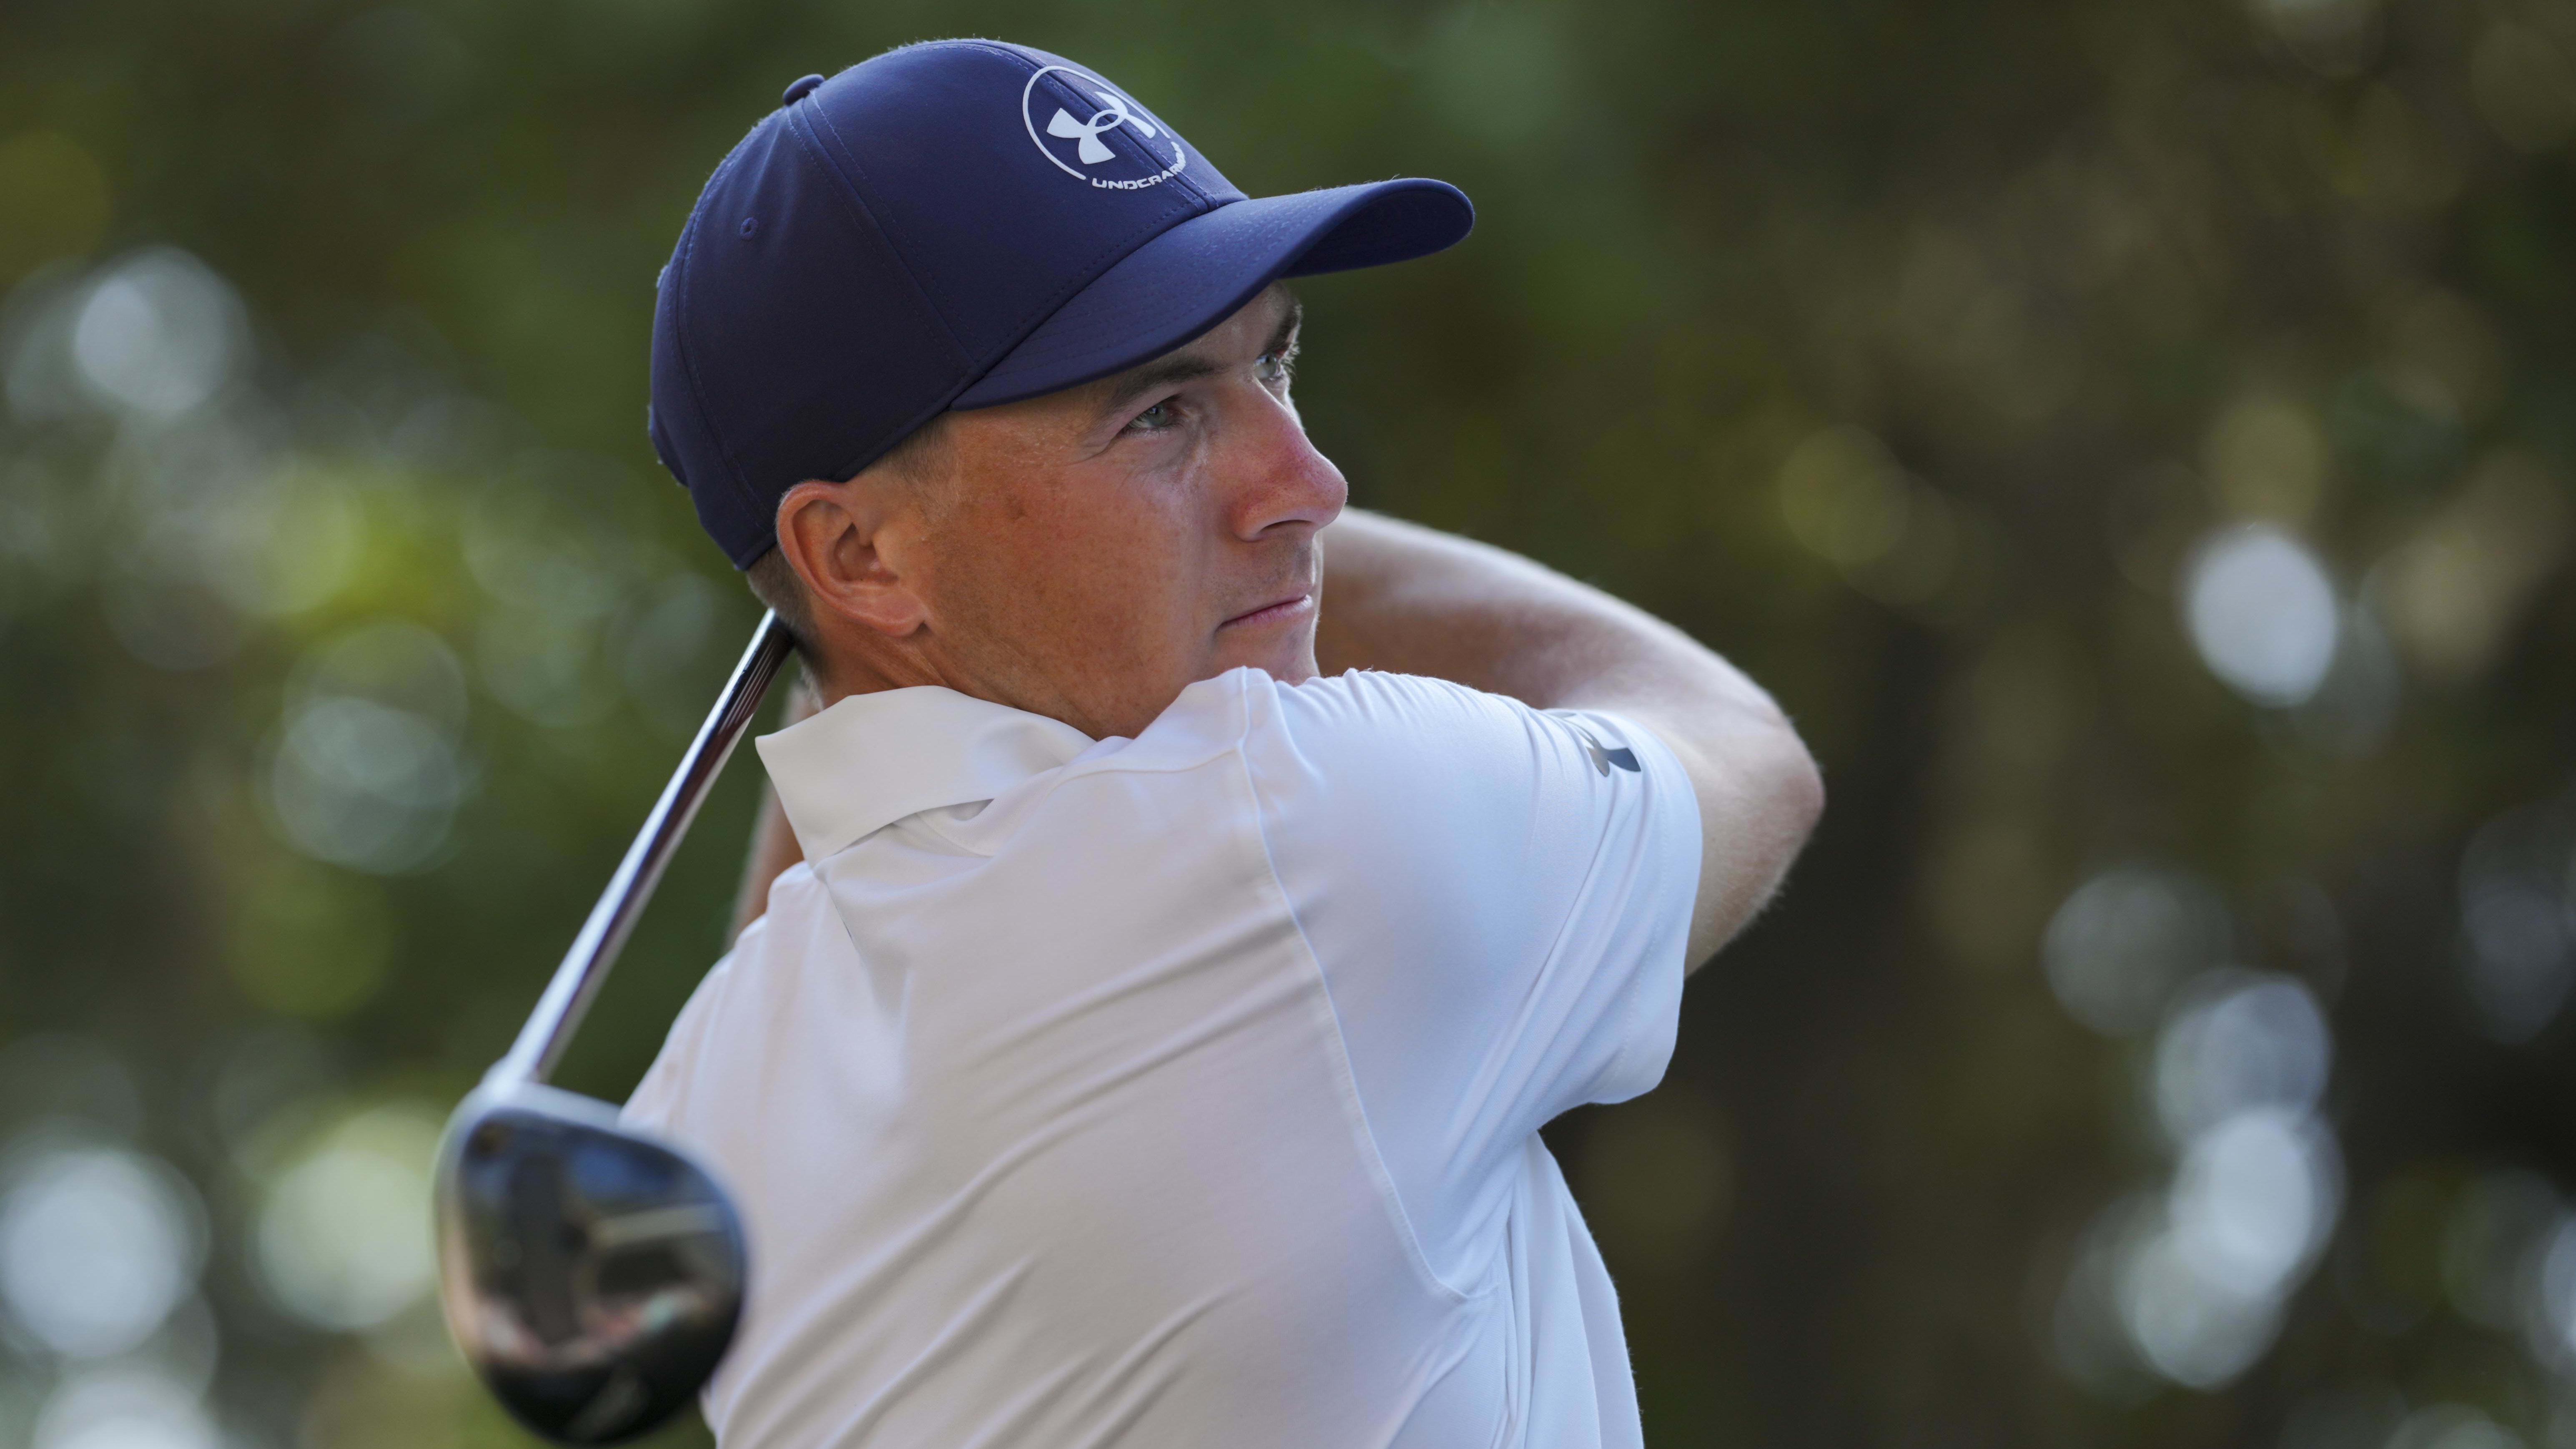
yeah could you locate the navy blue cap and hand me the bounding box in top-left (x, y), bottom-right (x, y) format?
top-left (649, 40), bottom-right (1474, 568)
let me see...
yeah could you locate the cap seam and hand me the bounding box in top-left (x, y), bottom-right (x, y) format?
top-left (798, 83), bottom-right (941, 309)
top-left (785, 103), bottom-right (973, 366)
top-left (773, 102), bottom-right (983, 495)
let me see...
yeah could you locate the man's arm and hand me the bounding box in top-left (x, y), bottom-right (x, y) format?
top-left (1312, 510), bottom-right (1822, 970)
top-left (728, 673), bottom-right (818, 946)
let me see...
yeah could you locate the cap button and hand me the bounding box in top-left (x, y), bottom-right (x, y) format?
top-left (781, 73), bottom-right (825, 105)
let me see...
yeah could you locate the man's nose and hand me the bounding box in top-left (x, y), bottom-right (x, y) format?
top-left (1228, 387), bottom-right (1346, 541)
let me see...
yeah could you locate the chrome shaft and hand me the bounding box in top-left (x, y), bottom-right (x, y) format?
top-left (489, 610), bottom-right (793, 1087)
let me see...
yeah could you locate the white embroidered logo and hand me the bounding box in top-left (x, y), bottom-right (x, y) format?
top-left (1020, 64), bottom-right (1188, 190)
top-left (1048, 89), bottom-right (1156, 164)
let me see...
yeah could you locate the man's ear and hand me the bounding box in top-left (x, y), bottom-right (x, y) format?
top-left (774, 478), bottom-right (928, 638)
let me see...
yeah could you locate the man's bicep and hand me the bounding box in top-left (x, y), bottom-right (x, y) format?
top-left (1251, 672), bottom-right (1697, 1133)
top-left (1252, 672), bottom-right (1589, 982)
top-left (1620, 700), bottom-right (1826, 970)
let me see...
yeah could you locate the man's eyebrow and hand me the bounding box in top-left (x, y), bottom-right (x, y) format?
top-left (1098, 354), bottom-right (1220, 419)
top-left (1094, 294), bottom-right (1306, 421)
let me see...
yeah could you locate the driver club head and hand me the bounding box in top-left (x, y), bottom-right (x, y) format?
top-left (435, 1081), bottom-right (746, 1445)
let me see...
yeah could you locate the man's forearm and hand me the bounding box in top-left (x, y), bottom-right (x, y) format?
top-left (1315, 510), bottom-right (1766, 721)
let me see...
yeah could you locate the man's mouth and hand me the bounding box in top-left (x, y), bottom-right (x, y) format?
top-left (1220, 593), bottom-right (1314, 630)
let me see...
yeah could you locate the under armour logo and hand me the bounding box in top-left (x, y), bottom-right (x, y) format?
top-left (1047, 88), bottom-right (1158, 166)
top-left (1572, 724), bottom-right (1641, 776)
top-left (1019, 65), bottom-right (1187, 188)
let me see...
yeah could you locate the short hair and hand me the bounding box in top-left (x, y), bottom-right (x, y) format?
top-left (742, 414), bottom-right (956, 661)
top-left (744, 547), bottom-right (815, 654)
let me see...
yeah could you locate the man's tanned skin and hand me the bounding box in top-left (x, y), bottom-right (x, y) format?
top-left (737, 284), bottom-right (1822, 972)
top-left (773, 289), bottom-right (1328, 738)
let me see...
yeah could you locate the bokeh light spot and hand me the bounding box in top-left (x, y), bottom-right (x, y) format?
top-left (2373, 450), bottom-right (2568, 686)
top-left (32, 1369), bottom-right (218, 1449)
top-left (2455, 797), bottom-right (2576, 1044)
top-left (2388, 1404), bottom-right (2529, 1449)
top-left (2166, 1109), bottom-right (2339, 1297)
top-left (265, 696), bottom-right (468, 874)
top-left (265, 619), bottom-right (475, 873)
top-left (2533, 1213), bottom-right (2576, 1367)
top-left (2152, 972), bottom-right (2330, 1144)
top-left (2181, 523), bottom-right (2340, 707)
top-left (0, 1143), bottom-right (206, 1359)
top-left (196, 466), bottom-right (364, 620)
top-left (2043, 865), bottom-right (2233, 1037)
top-left (68, 250), bottom-right (244, 421)
top-left (2115, 1223), bottom-right (2284, 1389)
top-left (289, 618), bottom-right (469, 731)
top-left (253, 1104), bottom-right (444, 1331)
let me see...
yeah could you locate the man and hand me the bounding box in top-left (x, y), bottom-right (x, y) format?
top-left (627, 38), bottom-right (1821, 1449)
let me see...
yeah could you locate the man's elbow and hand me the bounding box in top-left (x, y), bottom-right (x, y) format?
top-left (1770, 724), bottom-right (1826, 855)
top-left (1734, 718), bottom-right (1824, 905)
top-left (1679, 713), bottom-right (1824, 968)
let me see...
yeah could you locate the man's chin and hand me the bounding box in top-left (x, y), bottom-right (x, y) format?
top-left (1207, 633), bottom-right (1320, 688)
top-left (1238, 645), bottom-right (1322, 687)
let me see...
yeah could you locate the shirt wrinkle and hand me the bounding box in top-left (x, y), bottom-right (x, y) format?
top-left (1230, 726), bottom-right (1485, 1309)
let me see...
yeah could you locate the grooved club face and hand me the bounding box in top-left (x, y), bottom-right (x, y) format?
top-left (436, 1084), bottom-right (745, 1445)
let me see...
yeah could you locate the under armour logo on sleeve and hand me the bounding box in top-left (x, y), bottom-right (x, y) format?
top-left (1571, 724), bottom-right (1641, 776)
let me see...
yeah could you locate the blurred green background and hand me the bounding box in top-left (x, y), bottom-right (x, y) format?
top-left (3, 0), bottom-right (2574, 1444)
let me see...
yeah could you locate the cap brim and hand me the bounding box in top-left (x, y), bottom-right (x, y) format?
top-left (950, 178), bottom-right (1472, 410)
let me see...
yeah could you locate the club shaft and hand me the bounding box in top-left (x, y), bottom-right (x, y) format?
top-left (491, 610), bottom-right (795, 1087)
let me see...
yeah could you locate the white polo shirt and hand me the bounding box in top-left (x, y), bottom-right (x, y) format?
top-left (624, 666), bottom-right (1699, 1448)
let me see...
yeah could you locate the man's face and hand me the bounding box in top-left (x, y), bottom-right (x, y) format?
top-left (891, 286), bottom-right (1343, 738)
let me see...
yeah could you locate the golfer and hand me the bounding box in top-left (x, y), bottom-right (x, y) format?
top-left (625, 39), bottom-right (1821, 1449)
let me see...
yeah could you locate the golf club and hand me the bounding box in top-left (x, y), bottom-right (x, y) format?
top-left (435, 610), bottom-right (793, 1445)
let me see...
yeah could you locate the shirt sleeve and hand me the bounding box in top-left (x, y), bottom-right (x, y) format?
top-left (621, 906), bottom-right (765, 1136)
top-left (1237, 668), bottom-right (1701, 1270)
top-left (620, 952), bottom-right (730, 1135)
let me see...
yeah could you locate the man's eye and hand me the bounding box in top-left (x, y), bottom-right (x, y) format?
top-left (1255, 352), bottom-right (1294, 387)
top-left (1127, 399), bottom-right (1179, 432)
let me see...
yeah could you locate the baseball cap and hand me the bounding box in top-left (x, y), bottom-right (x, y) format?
top-left (647, 40), bottom-right (1474, 568)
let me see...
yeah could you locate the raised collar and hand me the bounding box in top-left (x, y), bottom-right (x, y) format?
top-left (752, 686), bottom-right (1096, 862)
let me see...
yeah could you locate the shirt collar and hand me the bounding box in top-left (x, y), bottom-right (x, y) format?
top-left (753, 686), bottom-right (1097, 861)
